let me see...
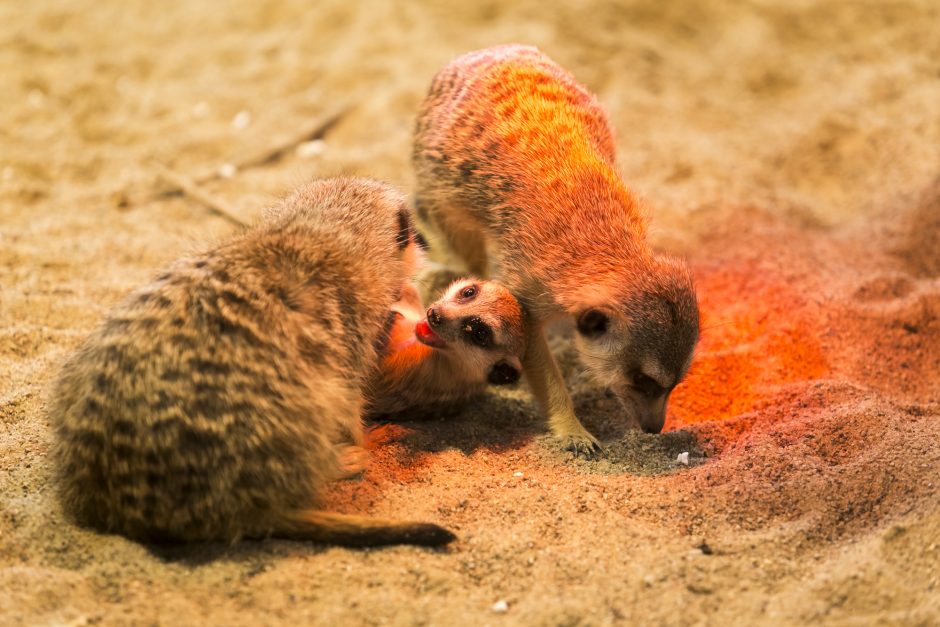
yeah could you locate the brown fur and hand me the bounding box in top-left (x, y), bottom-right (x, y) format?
top-left (413, 45), bottom-right (700, 456)
top-left (49, 177), bottom-right (454, 546)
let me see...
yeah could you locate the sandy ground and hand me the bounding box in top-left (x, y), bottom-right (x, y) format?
top-left (2, 1), bottom-right (939, 625)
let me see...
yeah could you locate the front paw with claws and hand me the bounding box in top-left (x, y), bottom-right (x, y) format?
top-left (558, 433), bottom-right (601, 460)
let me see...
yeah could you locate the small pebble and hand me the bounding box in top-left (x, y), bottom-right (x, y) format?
top-left (296, 139), bottom-right (326, 158)
top-left (676, 452), bottom-right (690, 465)
top-left (513, 471), bottom-right (524, 477)
top-left (192, 101), bottom-right (210, 118)
top-left (218, 163), bottom-right (237, 179)
top-left (491, 600), bottom-right (509, 613)
top-left (26, 89), bottom-right (45, 107)
top-left (116, 76), bottom-right (134, 94)
top-left (231, 110), bottom-right (252, 130)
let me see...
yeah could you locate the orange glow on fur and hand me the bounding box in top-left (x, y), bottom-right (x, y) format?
top-left (380, 318), bottom-right (434, 380)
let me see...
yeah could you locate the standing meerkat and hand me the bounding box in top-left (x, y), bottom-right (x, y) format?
top-left (413, 45), bottom-right (700, 457)
top-left (368, 278), bottom-right (525, 415)
top-left (49, 177), bottom-right (454, 546)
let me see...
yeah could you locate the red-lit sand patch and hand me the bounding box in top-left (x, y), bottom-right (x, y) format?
top-left (668, 266), bottom-right (829, 429)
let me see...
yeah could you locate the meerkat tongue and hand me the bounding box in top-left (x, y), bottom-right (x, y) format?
top-left (415, 320), bottom-right (446, 348)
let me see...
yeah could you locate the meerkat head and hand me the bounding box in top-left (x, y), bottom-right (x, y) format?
top-left (573, 256), bottom-right (699, 434)
top-left (415, 279), bottom-right (526, 387)
top-left (263, 177), bottom-right (425, 279)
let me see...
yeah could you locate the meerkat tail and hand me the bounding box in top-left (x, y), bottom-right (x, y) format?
top-left (276, 510), bottom-right (457, 547)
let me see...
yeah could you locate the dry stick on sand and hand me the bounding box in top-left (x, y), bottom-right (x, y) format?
top-left (151, 161), bottom-right (248, 228)
top-left (150, 103), bottom-right (352, 224)
top-left (230, 103), bottom-right (349, 172)
top-left (160, 103), bottom-right (350, 191)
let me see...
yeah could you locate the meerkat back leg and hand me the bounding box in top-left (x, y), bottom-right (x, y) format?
top-left (440, 216), bottom-right (489, 278)
top-left (523, 321), bottom-right (600, 458)
top-left (414, 261), bottom-right (463, 303)
top-left (414, 195), bottom-right (490, 278)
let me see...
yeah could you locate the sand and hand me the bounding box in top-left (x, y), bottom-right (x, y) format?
top-left (2, 1), bottom-right (939, 625)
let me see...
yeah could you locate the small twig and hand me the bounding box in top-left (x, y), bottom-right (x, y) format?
top-left (142, 102), bottom-right (353, 223)
top-left (159, 102), bottom-right (352, 194)
top-left (231, 102), bottom-right (350, 171)
top-left (151, 162), bottom-right (248, 228)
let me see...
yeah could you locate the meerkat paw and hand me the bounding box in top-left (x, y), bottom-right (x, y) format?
top-left (337, 445), bottom-right (369, 480)
top-left (557, 432), bottom-right (601, 460)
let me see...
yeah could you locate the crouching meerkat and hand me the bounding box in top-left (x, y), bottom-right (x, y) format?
top-left (368, 278), bottom-right (526, 415)
top-left (413, 45), bottom-right (700, 457)
top-left (49, 177), bottom-right (455, 547)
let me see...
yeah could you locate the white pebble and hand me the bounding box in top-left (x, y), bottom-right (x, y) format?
top-left (116, 76), bottom-right (134, 94)
top-left (218, 163), bottom-right (237, 179)
top-left (26, 89), bottom-right (45, 107)
top-left (192, 101), bottom-right (210, 118)
top-left (676, 452), bottom-right (690, 466)
top-left (296, 139), bottom-right (326, 158)
top-left (491, 599), bottom-right (509, 613)
top-left (512, 471), bottom-right (524, 477)
top-left (231, 110), bottom-right (252, 130)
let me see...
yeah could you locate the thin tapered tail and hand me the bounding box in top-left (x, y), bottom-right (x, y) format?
top-left (276, 510), bottom-right (456, 547)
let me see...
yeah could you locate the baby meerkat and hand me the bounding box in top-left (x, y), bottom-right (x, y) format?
top-left (49, 177), bottom-right (454, 547)
top-left (413, 45), bottom-right (700, 457)
top-left (368, 278), bottom-right (525, 415)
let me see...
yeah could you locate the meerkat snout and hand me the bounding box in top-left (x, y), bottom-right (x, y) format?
top-left (574, 257), bottom-right (699, 434)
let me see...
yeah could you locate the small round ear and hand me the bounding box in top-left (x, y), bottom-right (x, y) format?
top-left (487, 359), bottom-right (521, 386)
top-left (576, 309), bottom-right (609, 338)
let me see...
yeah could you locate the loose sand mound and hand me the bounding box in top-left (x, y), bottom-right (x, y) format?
top-left (1, 1), bottom-right (938, 625)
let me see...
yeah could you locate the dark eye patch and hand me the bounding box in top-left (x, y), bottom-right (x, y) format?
top-left (461, 316), bottom-right (492, 348)
top-left (396, 209), bottom-right (412, 250)
top-left (487, 361), bottom-right (520, 385)
top-left (632, 372), bottom-right (665, 398)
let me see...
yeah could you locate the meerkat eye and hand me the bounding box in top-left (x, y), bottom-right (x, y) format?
top-left (577, 309), bottom-right (609, 338)
top-left (632, 373), bottom-right (665, 398)
top-left (462, 317), bottom-right (491, 347)
top-left (460, 285), bottom-right (478, 300)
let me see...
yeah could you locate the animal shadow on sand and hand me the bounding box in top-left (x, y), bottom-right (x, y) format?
top-left (146, 535), bottom-right (325, 566)
top-left (379, 380), bottom-right (705, 479)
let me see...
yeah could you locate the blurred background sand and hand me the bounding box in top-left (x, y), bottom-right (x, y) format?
top-left (1, 1), bottom-right (938, 624)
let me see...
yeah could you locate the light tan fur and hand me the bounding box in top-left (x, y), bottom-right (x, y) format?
top-left (49, 177), bottom-right (454, 546)
top-left (368, 278), bottom-right (525, 415)
top-left (413, 45), bottom-right (700, 457)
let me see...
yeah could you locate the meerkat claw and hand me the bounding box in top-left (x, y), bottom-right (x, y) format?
top-left (560, 434), bottom-right (601, 460)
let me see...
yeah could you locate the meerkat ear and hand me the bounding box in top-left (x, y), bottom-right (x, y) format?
top-left (576, 309), bottom-right (609, 338)
top-left (487, 359), bottom-right (521, 386)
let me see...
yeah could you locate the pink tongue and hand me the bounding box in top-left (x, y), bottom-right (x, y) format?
top-left (416, 319), bottom-right (434, 338)
top-left (415, 320), bottom-right (443, 346)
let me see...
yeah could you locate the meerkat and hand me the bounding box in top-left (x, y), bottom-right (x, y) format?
top-left (413, 45), bottom-right (700, 457)
top-left (49, 177), bottom-right (455, 547)
top-left (367, 278), bottom-right (525, 415)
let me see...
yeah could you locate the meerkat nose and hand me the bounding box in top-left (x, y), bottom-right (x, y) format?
top-left (427, 307), bottom-right (442, 327)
